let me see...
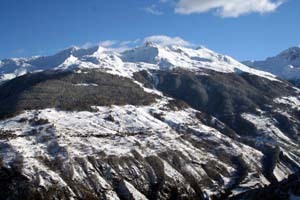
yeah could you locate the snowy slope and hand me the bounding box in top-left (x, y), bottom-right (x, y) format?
top-left (243, 46), bottom-right (300, 80)
top-left (1, 91), bottom-right (300, 199)
top-left (0, 43), bottom-right (278, 83)
top-left (0, 98), bottom-right (274, 198)
top-left (1, 43), bottom-right (300, 200)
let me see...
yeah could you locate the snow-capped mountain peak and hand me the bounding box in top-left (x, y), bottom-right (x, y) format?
top-left (243, 46), bottom-right (300, 81)
top-left (277, 46), bottom-right (300, 62)
top-left (0, 43), bottom-right (278, 83)
top-left (121, 43), bottom-right (277, 80)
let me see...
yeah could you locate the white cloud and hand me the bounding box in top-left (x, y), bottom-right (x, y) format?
top-left (119, 39), bottom-right (141, 46)
top-left (117, 39), bottom-right (143, 52)
top-left (82, 40), bottom-right (120, 49)
top-left (174, 0), bottom-right (284, 17)
top-left (99, 40), bottom-right (118, 48)
top-left (159, 0), bottom-right (170, 3)
top-left (143, 4), bottom-right (164, 15)
top-left (13, 49), bottom-right (25, 55)
top-left (94, 39), bottom-right (141, 52)
top-left (79, 35), bottom-right (193, 53)
top-left (81, 42), bottom-right (94, 49)
top-left (143, 35), bottom-right (193, 46)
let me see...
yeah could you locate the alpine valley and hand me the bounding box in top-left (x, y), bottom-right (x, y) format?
top-left (0, 43), bottom-right (300, 200)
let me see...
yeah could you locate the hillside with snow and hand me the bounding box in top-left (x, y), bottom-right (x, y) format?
top-left (0, 43), bottom-right (300, 200)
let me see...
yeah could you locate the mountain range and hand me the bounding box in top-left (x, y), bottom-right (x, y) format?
top-left (0, 43), bottom-right (300, 200)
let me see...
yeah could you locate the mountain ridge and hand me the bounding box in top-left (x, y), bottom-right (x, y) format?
top-left (0, 43), bottom-right (277, 83)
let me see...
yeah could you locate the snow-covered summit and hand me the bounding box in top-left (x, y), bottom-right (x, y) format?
top-left (0, 43), bottom-right (277, 82)
top-left (277, 45), bottom-right (300, 61)
top-left (122, 44), bottom-right (277, 79)
top-left (243, 46), bottom-right (300, 80)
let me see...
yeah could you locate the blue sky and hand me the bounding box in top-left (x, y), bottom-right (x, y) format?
top-left (0, 0), bottom-right (299, 60)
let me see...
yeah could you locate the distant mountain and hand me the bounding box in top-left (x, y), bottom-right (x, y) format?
top-left (243, 46), bottom-right (300, 81)
top-left (0, 43), bottom-right (300, 200)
